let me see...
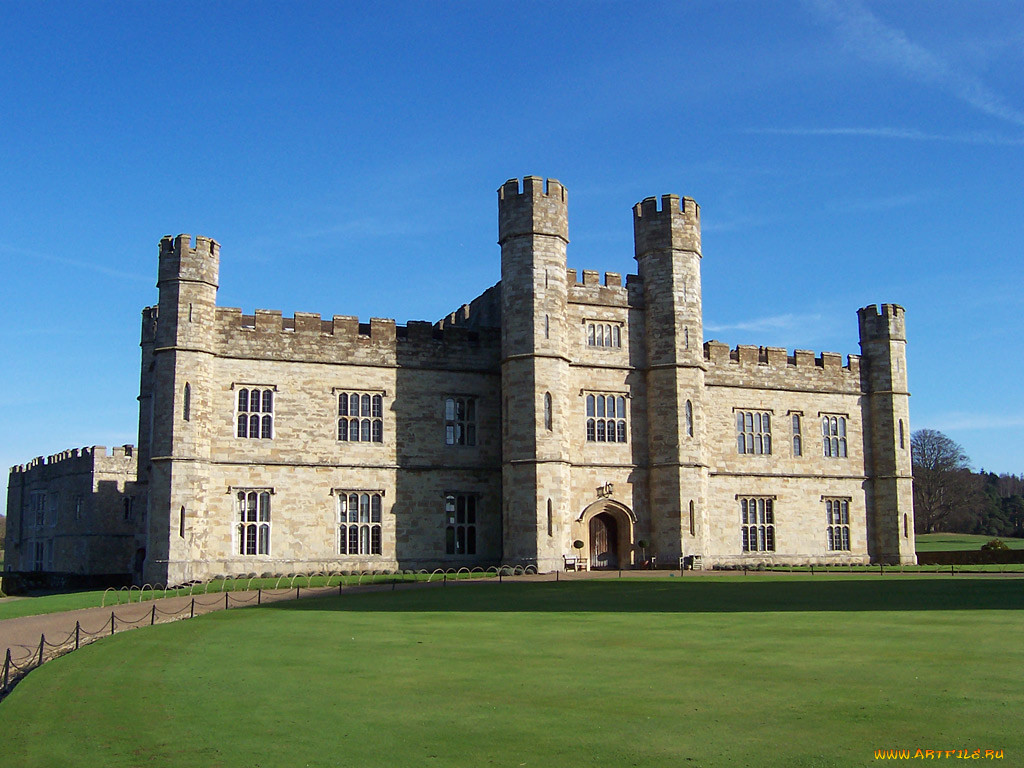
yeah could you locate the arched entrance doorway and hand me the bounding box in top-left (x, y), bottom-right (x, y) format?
top-left (589, 512), bottom-right (619, 569)
top-left (577, 500), bottom-right (636, 570)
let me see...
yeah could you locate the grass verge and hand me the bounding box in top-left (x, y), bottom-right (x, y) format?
top-left (2, 576), bottom-right (1022, 768)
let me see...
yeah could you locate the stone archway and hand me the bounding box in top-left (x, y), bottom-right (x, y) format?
top-left (576, 500), bottom-right (636, 569)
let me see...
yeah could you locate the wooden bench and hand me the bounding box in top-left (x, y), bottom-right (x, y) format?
top-left (563, 555), bottom-right (589, 572)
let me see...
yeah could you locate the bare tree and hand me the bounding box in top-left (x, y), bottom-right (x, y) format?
top-left (911, 429), bottom-right (983, 533)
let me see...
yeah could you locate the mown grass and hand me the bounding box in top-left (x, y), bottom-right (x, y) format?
top-left (0, 572), bottom-right (486, 621)
top-left (915, 533), bottom-right (1024, 552)
top-left (2, 576), bottom-right (1022, 768)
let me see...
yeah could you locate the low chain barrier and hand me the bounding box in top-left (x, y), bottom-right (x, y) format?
top-left (0, 563), bottom-right (543, 700)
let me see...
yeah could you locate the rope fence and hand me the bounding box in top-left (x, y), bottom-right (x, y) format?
top-left (1, 564), bottom-right (545, 699)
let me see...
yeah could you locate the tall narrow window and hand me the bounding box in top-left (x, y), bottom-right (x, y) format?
top-left (445, 494), bottom-right (477, 555)
top-left (183, 383), bottom-right (191, 421)
top-left (685, 400), bottom-right (694, 437)
top-left (826, 498), bottom-right (851, 551)
top-left (445, 397), bottom-right (477, 446)
top-left (740, 497), bottom-right (775, 552)
top-left (544, 314), bottom-right (549, 339)
top-left (339, 492), bottom-right (383, 555)
top-left (822, 416), bottom-right (848, 458)
top-left (792, 413), bottom-right (802, 456)
top-left (547, 499), bottom-right (553, 537)
top-left (904, 513), bottom-right (909, 538)
top-left (544, 392), bottom-right (553, 431)
top-left (179, 506), bottom-right (185, 538)
top-left (237, 491), bottom-right (271, 555)
top-left (689, 500), bottom-right (695, 536)
top-left (684, 327), bottom-right (689, 350)
top-left (899, 419), bottom-right (905, 449)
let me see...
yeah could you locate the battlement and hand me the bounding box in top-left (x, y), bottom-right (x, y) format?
top-left (564, 268), bottom-right (640, 308)
top-left (10, 445), bottom-right (136, 475)
top-left (438, 283), bottom-right (502, 329)
top-left (210, 305), bottom-right (500, 369)
top-left (158, 233), bottom-right (220, 287)
top-left (858, 303), bottom-right (906, 342)
top-left (704, 341), bottom-right (861, 391)
top-left (498, 176), bottom-right (569, 244)
top-left (633, 194), bottom-right (701, 259)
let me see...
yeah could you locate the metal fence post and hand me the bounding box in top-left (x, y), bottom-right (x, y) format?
top-left (190, 598), bottom-right (195, 618)
top-left (38, 635), bottom-right (45, 667)
top-left (151, 605), bottom-right (157, 625)
top-left (296, 586), bottom-right (301, 600)
top-left (110, 612), bottom-right (115, 636)
top-left (225, 593), bottom-right (229, 610)
top-left (258, 588), bottom-right (262, 605)
top-left (75, 621), bottom-right (81, 650)
top-left (3, 648), bottom-right (10, 689)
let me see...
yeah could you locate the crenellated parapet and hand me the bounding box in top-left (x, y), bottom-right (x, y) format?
top-left (858, 303), bottom-right (906, 342)
top-left (212, 306), bottom-right (500, 370)
top-left (157, 234), bottom-right (219, 289)
top-left (438, 283), bottom-right (502, 329)
top-left (9, 445), bottom-right (137, 477)
top-left (703, 341), bottom-right (862, 392)
top-left (498, 176), bottom-right (568, 245)
top-left (565, 269), bottom-right (642, 308)
top-left (633, 194), bottom-right (701, 259)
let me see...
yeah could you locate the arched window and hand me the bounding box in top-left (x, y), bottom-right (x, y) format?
top-left (183, 383), bottom-right (191, 422)
top-left (237, 491), bottom-right (271, 555)
top-left (338, 392), bottom-right (384, 443)
top-left (792, 413), bottom-right (802, 456)
top-left (585, 393), bottom-right (627, 444)
top-left (685, 400), bottom-right (693, 437)
top-left (237, 388), bottom-right (274, 439)
top-left (823, 416), bottom-right (847, 458)
top-left (339, 491), bottom-right (383, 555)
top-left (544, 392), bottom-right (552, 431)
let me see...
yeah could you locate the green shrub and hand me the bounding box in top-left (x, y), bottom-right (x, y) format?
top-left (981, 539), bottom-right (1010, 551)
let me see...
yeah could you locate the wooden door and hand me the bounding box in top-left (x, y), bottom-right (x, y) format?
top-left (589, 513), bottom-right (619, 569)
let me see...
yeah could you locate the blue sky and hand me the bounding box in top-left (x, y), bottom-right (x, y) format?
top-left (2, 0), bottom-right (1022, 503)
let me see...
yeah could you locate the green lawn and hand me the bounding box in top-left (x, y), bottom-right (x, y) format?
top-left (915, 533), bottom-right (1024, 552)
top-left (2, 576), bottom-right (1022, 767)
top-left (0, 572), bottom-right (468, 621)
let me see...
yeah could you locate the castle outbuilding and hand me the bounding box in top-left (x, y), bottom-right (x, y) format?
top-left (6, 176), bottom-right (916, 587)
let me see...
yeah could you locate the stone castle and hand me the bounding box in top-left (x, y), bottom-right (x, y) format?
top-left (5, 176), bottom-right (916, 587)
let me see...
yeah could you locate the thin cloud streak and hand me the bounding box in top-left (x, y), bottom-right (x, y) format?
top-left (749, 126), bottom-right (1024, 146)
top-left (927, 412), bottom-right (1024, 432)
top-left (0, 242), bottom-right (150, 283)
top-left (705, 313), bottom-right (826, 335)
top-left (807, 0), bottom-right (1024, 128)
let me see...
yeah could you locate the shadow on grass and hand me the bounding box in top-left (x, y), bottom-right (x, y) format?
top-left (260, 577), bottom-right (1024, 614)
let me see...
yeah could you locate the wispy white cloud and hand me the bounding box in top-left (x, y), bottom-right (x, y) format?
top-left (748, 126), bottom-right (1024, 146)
top-left (0, 242), bottom-right (149, 283)
top-left (705, 312), bottom-right (826, 335)
top-left (926, 412), bottom-right (1024, 432)
top-left (806, 0), bottom-right (1024, 128)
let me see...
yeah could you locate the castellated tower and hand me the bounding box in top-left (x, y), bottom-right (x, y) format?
top-left (499, 177), bottom-right (572, 571)
top-left (858, 304), bottom-right (916, 564)
top-left (633, 195), bottom-right (707, 564)
top-left (143, 234), bottom-right (220, 585)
